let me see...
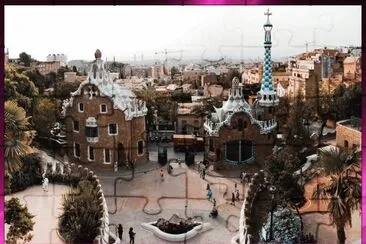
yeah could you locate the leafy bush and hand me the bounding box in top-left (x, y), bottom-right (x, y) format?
top-left (58, 180), bottom-right (103, 243)
top-left (10, 154), bottom-right (43, 194)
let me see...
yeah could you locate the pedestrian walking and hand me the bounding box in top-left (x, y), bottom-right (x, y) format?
top-left (160, 169), bottom-right (164, 181)
top-left (236, 190), bottom-right (240, 201)
top-left (118, 224), bottom-right (123, 240)
top-left (207, 189), bottom-right (213, 201)
top-left (207, 183), bottom-right (210, 190)
top-left (42, 176), bottom-right (49, 192)
top-left (234, 183), bottom-right (237, 192)
top-left (231, 192), bottom-right (235, 205)
top-left (129, 227), bottom-right (135, 244)
top-left (213, 198), bottom-right (216, 208)
top-left (202, 168), bottom-right (206, 180)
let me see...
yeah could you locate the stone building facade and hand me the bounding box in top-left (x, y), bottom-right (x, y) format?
top-left (204, 11), bottom-right (278, 169)
top-left (61, 50), bottom-right (148, 171)
top-left (34, 61), bottom-right (61, 75)
top-left (343, 56), bottom-right (358, 80)
top-left (336, 118), bottom-right (361, 149)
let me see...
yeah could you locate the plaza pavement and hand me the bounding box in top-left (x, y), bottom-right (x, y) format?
top-left (5, 145), bottom-right (361, 244)
top-left (5, 184), bottom-right (70, 244)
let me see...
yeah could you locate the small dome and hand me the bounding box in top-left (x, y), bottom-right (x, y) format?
top-left (95, 49), bottom-right (102, 59)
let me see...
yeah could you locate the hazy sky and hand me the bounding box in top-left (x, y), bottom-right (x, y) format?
top-left (5, 6), bottom-right (361, 62)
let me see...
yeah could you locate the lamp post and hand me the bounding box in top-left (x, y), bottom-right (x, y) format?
top-left (269, 185), bottom-right (277, 242)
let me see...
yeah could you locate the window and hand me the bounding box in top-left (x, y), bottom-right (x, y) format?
top-left (100, 104), bottom-right (107, 113)
top-left (138, 141), bottom-right (144, 155)
top-left (85, 127), bottom-right (98, 137)
top-left (344, 140), bottom-right (349, 148)
top-left (78, 103), bottom-right (84, 112)
top-left (73, 120), bottom-right (79, 132)
top-left (74, 143), bottom-right (80, 158)
top-left (88, 146), bottom-right (95, 161)
top-left (269, 108), bottom-right (272, 113)
top-left (104, 148), bottom-right (111, 164)
top-left (108, 123), bottom-right (118, 135)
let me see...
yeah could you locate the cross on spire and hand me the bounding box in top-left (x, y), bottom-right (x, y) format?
top-left (264, 8), bottom-right (272, 23)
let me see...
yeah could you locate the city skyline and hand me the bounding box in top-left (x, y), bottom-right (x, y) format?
top-left (5, 5), bottom-right (361, 63)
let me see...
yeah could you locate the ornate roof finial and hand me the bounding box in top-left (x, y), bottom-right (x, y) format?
top-left (264, 8), bottom-right (272, 25)
top-left (95, 49), bottom-right (102, 59)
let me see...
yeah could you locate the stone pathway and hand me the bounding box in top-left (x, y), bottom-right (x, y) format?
top-left (5, 184), bottom-right (69, 244)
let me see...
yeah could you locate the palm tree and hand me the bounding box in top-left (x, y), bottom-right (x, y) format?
top-left (4, 101), bottom-right (36, 176)
top-left (312, 147), bottom-right (361, 244)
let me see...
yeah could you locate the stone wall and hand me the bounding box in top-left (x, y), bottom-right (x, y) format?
top-left (238, 170), bottom-right (265, 244)
top-left (336, 121), bottom-right (361, 148)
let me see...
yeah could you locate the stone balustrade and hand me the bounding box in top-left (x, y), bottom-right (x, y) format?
top-left (45, 160), bottom-right (115, 244)
top-left (237, 170), bottom-right (265, 244)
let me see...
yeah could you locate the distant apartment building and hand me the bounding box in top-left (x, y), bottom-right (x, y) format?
top-left (47, 53), bottom-right (67, 66)
top-left (287, 61), bottom-right (321, 104)
top-left (64, 72), bottom-right (77, 82)
top-left (147, 64), bottom-right (169, 80)
top-left (35, 61), bottom-right (61, 75)
top-left (336, 117), bottom-right (361, 149)
top-left (343, 56), bottom-right (358, 80)
top-left (201, 74), bottom-right (218, 87)
top-left (272, 71), bottom-right (290, 89)
top-left (176, 102), bottom-right (204, 136)
top-left (242, 68), bottom-right (261, 84)
top-left (182, 70), bottom-right (204, 82)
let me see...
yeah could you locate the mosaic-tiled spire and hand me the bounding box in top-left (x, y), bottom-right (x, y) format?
top-left (258, 9), bottom-right (279, 107)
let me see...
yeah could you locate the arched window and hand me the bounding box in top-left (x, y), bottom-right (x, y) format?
top-left (344, 140), bottom-right (349, 148)
top-left (263, 95), bottom-right (267, 100)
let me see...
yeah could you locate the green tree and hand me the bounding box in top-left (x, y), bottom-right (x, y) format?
top-left (23, 69), bottom-right (46, 94)
top-left (171, 66), bottom-right (179, 79)
top-left (45, 71), bottom-right (57, 88)
top-left (5, 64), bottom-right (39, 108)
top-left (5, 101), bottom-right (36, 176)
top-left (53, 81), bottom-right (81, 100)
top-left (56, 66), bottom-right (72, 82)
top-left (32, 97), bottom-right (58, 137)
top-left (5, 197), bottom-right (35, 243)
top-left (192, 96), bottom-right (224, 117)
top-left (19, 52), bottom-right (32, 67)
top-left (285, 96), bottom-right (313, 151)
top-left (313, 147), bottom-right (361, 244)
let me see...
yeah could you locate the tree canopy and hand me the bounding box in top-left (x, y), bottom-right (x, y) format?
top-left (5, 197), bottom-right (35, 243)
top-left (19, 52), bottom-right (32, 67)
